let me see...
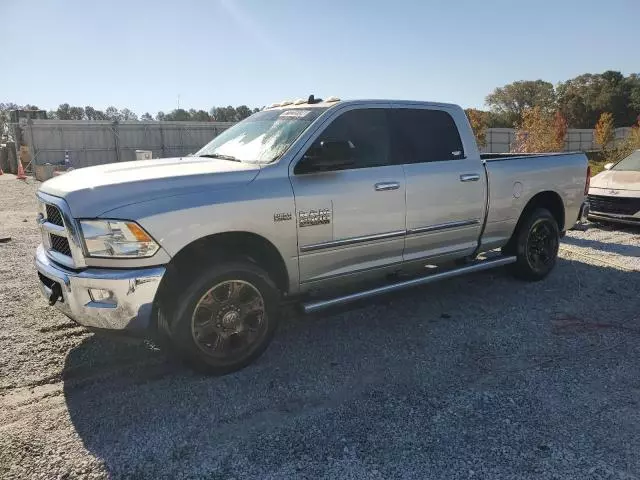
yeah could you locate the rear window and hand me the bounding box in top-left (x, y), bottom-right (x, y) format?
top-left (389, 108), bottom-right (464, 164)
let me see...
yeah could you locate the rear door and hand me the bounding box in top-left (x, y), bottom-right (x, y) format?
top-left (290, 107), bottom-right (406, 285)
top-left (389, 107), bottom-right (486, 264)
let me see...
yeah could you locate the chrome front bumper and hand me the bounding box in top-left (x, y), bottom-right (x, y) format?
top-left (35, 245), bottom-right (165, 332)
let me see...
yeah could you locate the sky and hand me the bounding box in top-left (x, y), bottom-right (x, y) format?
top-left (2, 0), bottom-right (638, 115)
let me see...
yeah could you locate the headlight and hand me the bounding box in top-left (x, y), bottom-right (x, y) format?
top-left (80, 220), bottom-right (159, 258)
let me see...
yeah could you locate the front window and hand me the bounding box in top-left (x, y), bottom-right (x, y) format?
top-left (195, 108), bottom-right (328, 164)
top-left (611, 150), bottom-right (640, 171)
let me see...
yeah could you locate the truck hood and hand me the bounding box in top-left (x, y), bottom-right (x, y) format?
top-left (590, 169), bottom-right (640, 192)
top-left (39, 157), bottom-right (260, 217)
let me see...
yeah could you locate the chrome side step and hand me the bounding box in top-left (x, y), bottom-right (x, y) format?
top-left (301, 255), bottom-right (517, 314)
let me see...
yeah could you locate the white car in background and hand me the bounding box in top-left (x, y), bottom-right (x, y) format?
top-left (588, 150), bottom-right (640, 226)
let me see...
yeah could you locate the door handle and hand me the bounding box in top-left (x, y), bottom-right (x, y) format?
top-left (374, 182), bottom-right (400, 191)
top-left (459, 173), bottom-right (480, 182)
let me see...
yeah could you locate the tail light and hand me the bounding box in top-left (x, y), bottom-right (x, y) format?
top-left (584, 165), bottom-right (591, 195)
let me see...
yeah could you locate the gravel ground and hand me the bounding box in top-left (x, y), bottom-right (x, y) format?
top-left (1, 173), bottom-right (639, 480)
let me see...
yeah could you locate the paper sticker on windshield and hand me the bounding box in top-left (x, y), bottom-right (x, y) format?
top-left (280, 110), bottom-right (311, 118)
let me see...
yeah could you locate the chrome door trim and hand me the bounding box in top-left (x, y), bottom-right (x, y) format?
top-left (374, 182), bottom-right (400, 191)
top-left (300, 259), bottom-right (403, 284)
top-left (300, 229), bottom-right (405, 253)
top-left (459, 173), bottom-right (480, 182)
top-left (407, 219), bottom-right (480, 236)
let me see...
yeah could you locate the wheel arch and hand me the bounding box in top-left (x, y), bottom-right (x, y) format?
top-left (504, 190), bottom-right (565, 252)
top-left (153, 231), bottom-right (290, 329)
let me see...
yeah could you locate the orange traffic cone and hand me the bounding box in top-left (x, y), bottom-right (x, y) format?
top-left (16, 162), bottom-right (27, 180)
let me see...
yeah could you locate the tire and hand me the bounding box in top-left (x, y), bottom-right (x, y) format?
top-left (507, 208), bottom-right (560, 281)
top-left (167, 260), bottom-right (280, 375)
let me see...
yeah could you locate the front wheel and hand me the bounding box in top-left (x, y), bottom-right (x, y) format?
top-left (168, 260), bottom-right (280, 375)
top-left (507, 208), bottom-right (560, 281)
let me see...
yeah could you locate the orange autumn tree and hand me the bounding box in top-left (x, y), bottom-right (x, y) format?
top-left (512, 106), bottom-right (566, 153)
top-left (594, 112), bottom-right (615, 151)
top-left (464, 108), bottom-right (488, 148)
top-left (553, 111), bottom-right (568, 151)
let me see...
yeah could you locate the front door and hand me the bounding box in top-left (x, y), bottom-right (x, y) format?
top-left (388, 107), bottom-right (486, 264)
top-left (290, 107), bottom-right (406, 285)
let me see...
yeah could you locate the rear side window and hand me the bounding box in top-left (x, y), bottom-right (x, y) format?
top-left (390, 108), bottom-right (464, 163)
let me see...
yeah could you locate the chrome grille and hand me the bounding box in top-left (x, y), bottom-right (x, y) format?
top-left (45, 204), bottom-right (64, 226)
top-left (588, 195), bottom-right (640, 216)
top-left (37, 193), bottom-right (83, 269)
top-left (50, 234), bottom-right (72, 257)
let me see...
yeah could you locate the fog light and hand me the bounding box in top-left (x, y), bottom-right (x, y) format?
top-left (88, 288), bottom-right (115, 304)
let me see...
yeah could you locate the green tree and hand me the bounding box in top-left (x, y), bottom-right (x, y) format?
top-left (141, 112), bottom-right (153, 121)
top-left (628, 74), bottom-right (640, 114)
top-left (120, 108), bottom-right (138, 121)
top-left (56, 103), bottom-right (83, 120)
top-left (163, 109), bottom-right (191, 121)
top-left (53, 103), bottom-right (84, 120)
top-left (104, 106), bottom-right (122, 122)
top-left (557, 71), bottom-right (639, 128)
top-left (485, 80), bottom-right (556, 127)
top-left (190, 109), bottom-right (211, 122)
top-left (0, 102), bottom-right (20, 140)
top-left (235, 105), bottom-right (252, 120)
top-left (83, 106), bottom-right (107, 120)
top-left (210, 106), bottom-right (239, 122)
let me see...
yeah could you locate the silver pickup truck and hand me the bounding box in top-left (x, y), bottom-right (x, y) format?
top-left (35, 97), bottom-right (590, 374)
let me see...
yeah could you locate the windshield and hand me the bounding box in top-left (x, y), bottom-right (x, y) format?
top-left (611, 150), bottom-right (640, 171)
top-left (195, 108), bottom-right (328, 163)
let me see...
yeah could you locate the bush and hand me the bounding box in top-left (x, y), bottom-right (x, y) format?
top-left (604, 124), bottom-right (640, 166)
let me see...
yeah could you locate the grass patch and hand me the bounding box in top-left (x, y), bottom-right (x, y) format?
top-left (585, 150), bottom-right (608, 176)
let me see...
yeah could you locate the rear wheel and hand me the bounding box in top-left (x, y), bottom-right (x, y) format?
top-left (506, 208), bottom-right (560, 281)
top-left (167, 260), bottom-right (280, 375)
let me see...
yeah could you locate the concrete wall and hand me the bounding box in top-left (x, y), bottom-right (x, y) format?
top-left (22, 120), bottom-right (234, 168)
top-left (18, 120), bottom-right (636, 169)
top-left (481, 127), bottom-right (632, 153)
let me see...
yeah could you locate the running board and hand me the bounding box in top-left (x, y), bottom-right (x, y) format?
top-left (302, 255), bottom-right (517, 314)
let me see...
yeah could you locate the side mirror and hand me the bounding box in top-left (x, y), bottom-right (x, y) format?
top-left (604, 162), bottom-right (614, 170)
top-left (299, 140), bottom-right (355, 173)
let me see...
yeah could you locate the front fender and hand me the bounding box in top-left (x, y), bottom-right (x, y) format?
top-left (103, 174), bottom-right (300, 293)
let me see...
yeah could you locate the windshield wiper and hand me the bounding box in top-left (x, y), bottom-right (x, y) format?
top-left (197, 153), bottom-right (241, 162)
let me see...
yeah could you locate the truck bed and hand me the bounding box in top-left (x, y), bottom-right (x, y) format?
top-left (479, 151), bottom-right (588, 251)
